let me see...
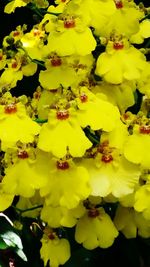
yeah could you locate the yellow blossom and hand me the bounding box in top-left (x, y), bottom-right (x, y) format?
top-left (41, 202), bottom-right (85, 228)
top-left (114, 205), bottom-right (150, 238)
top-left (0, 185), bottom-right (14, 212)
top-left (4, 0), bottom-right (30, 14)
top-left (2, 148), bottom-right (50, 197)
top-left (40, 158), bottom-right (91, 209)
top-left (75, 207), bottom-right (118, 249)
top-left (0, 52), bottom-right (37, 89)
top-left (130, 19), bottom-right (150, 44)
top-left (16, 192), bottom-right (44, 218)
top-left (75, 86), bottom-right (120, 131)
top-left (39, 54), bottom-right (77, 89)
top-left (82, 155), bottom-right (140, 198)
top-left (93, 81), bottom-right (136, 113)
top-left (124, 124), bottom-right (150, 168)
top-left (40, 228), bottom-right (71, 267)
top-left (0, 101), bottom-right (40, 150)
top-left (38, 108), bottom-right (92, 157)
top-left (95, 39), bottom-right (146, 84)
top-left (134, 183), bottom-right (150, 220)
top-left (46, 16), bottom-right (96, 56)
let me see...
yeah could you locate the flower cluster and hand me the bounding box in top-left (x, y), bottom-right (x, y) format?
top-left (1, 0), bottom-right (150, 266)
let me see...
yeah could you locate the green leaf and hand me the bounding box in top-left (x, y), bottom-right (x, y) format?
top-left (0, 236), bottom-right (8, 250)
top-left (15, 248), bottom-right (28, 262)
top-left (1, 231), bottom-right (23, 249)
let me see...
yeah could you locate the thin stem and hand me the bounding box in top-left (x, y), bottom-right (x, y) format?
top-left (12, 205), bottom-right (43, 214)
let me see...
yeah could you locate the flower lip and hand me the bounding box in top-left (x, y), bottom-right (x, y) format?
top-left (56, 160), bottom-right (70, 170)
top-left (4, 103), bottom-right (17, 114)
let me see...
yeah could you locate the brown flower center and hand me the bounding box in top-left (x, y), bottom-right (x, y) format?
top-left (88, 208), bottom-right (100, 218)
top-left (101, 154), bottom-right (113, 163)
top-left (4, 103), bottom-right (17, 114)
top-left (114, 0), bottom-right (123, 9)
top-left (57, 161), bottom-right (70, 170)
top-left (113, 41), bottom-right (124, 50)
top-left (139, 126), bottom-right (150, 134)
top-left (56, 110), bottom-right (69, 120)
top-left (18, 150), bottom-right (29, 159)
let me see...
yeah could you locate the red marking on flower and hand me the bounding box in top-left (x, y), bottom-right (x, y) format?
top-left (33, 29), bottom-right (41, 36)
top-left (80, 93), bottom-right (88, 103)
top-left (56, 109), bottom-right (69, 120)
top-left (113, 41), bottom-right (124, 50)
top-left (114, 0), bottom-right (123, 8)
top-left (101, 154), bottom-right (113, 163)
top-left (123, 113), bottom-right (129, 120)
top-left (51, 57), bottom-right (62, 67)
top-left (64, 18), bottom-right (75, 28)
top-left (13, 31), bottom-right (20, 37)
top-left (88, 208), bottom-right (99, 218)
top-left (4, 103), bottom-right (17, 114)
top-left (11, 61), bottom-right (18, 68)
top-left (18, 150), bottom-right (29, 159)
top-left (140, 126), bottom-right (150, 134)
top-left (0, 55), bottom-right (3, 60)
top-left (57, 161), bottom-right (70, 170)
top-left (34, 91), bottom-right (41, 99)
top-left (48, 232), bottom-right (55, 240)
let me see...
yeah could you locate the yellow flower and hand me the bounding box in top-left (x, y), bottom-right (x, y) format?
top-left (16, 192), bottom-right (44, 218)
top-left (2, 148), bottom-right (50, 197)
top-left (0, 52), bottom-right (37, 89)
top-left (75, 207), bottom-right (118, 249)
top-left (4, 0), bottom-right (30, 14)
top-left (0, 185), bottom-right (14, 212)
top-left (134, 183), bottom-right (150, 220)
top-left (93, 81), bottom-right (136, 114)
top-left (40, 228), bottom-right (71, 267)
top-left (41, 202), bottom-right (85, 228)
top-left (124, 124), bottom-right (150, 168)
top-left (95, 39), bottom-right (146, 84)
top-left (38, 108), bottom-right (92, 157)
top-left (39, 54), bottom-right (77, 89)
top-left (81, 139), bottom-right (140, 198)
top-left (46, 15), bottom-right (96, 56)
top-left (40, 158), bottom-right (91, 209)
top-left (0, 50), bottom-right (7, 70)
top-left (137, 63), bottom-right (150, 97)
top-left (21, 27), bottom-right (46, 60)
top-left (0, 102), bottom-right (40, 150)
top-left (75, 86), bottom-right (120, 131)
top-left (96, 0), bottom-right (143, 37)
top-left (114, 205), bottom-right (150, 238)
top-left (114, 205), bottom-right (137, 238)
top-left (66, 0), bottom-right (116, 32)
top-left (130, 19), bottom-right (150, 44)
